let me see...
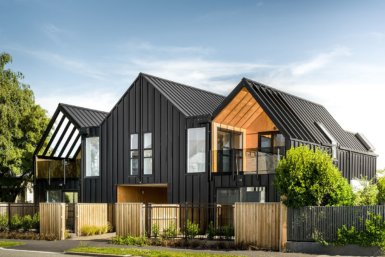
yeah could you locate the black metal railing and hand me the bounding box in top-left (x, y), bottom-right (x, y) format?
top-left (215, 147), bottom-right (284, 174)
top-left (144, 203), bottom-right (234, 240)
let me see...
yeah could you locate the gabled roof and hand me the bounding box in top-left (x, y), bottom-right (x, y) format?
top-left (34, 104), bottom-right (108, 159)
top-left (59, 103), bottom-right (108, 128)
top-left (214, 77), bottom-right (374, 154)
top-left (142, 73), bottom-right (225, 117)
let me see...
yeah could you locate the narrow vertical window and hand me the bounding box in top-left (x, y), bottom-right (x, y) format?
top-left (187, 127), bottom-right (206, 173)
top-left (143, 132), bottom-right (152, 175)
top-left (130, 134), bottom-right (139, 175)
top-left (85, 137), bottom-right (100, 176)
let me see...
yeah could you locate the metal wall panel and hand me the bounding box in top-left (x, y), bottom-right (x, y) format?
top-left (83, 77), bottom-right (210, 203)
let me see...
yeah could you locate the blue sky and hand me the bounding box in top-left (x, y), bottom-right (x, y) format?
top-left (1, 0), bottom-right (385, 168)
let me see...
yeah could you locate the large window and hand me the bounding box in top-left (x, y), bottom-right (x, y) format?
top-left (187, 127), bottom-right (206, 173)
top-left (85, 137), bottom-right (100, 177)
top-left (130, 134), bottom-right (139, 175)
top-left (143, 132), bottom-right (152, 175)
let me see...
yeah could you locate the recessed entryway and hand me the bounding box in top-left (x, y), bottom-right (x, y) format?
top-left (116, 184), bottom-right (167, 203)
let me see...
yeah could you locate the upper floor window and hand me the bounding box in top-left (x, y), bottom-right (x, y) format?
top-left (187, 127), bottom-right (206, 173)
top-left (143, 132), bottom-right (152, 175)
top-left (130, 134), bottom-right (139, 175)
top-left (85, 137), bottom-right (100, 177)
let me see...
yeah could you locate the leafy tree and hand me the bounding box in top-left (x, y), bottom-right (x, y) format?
top-left (274, 146), bottom-right (354, 208)
top-left (351, 178), bottom-right (378, 206)
top-left (377, 176), bottom-right (385, 204)
top-left (0, 52), bottom-right (49, 202)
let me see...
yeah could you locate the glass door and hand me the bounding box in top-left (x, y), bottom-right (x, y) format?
top-left (217, 130), bottom-right (243, 172)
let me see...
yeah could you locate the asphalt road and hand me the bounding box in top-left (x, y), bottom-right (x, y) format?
top-left (0, 248), bottom-right (83, 257)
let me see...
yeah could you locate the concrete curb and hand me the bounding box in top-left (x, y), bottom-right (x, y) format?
top-left (65, 251), bottom-right (133, 257)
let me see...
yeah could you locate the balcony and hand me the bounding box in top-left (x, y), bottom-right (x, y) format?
top-left (213, 146), bottom-right (284, 174)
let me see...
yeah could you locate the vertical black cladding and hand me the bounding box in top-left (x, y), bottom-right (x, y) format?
top-left (91, 75), bottom-right (210, 203)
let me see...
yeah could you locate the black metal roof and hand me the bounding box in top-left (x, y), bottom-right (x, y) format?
top-left (59, 103), bottom-right (108, 128)
top-left (34, 104), bottom-right (108, 159)
top-left (241, 78), bottom-right (372, 153)
top-left (142, 73), bottom-right (225, 117)
top-left (210, 77), bottom-right (373, 154)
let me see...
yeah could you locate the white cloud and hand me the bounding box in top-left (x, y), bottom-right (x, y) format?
top-left (291, 47), bottom-right (351, 76)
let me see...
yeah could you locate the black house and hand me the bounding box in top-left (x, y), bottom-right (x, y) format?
top-left (34, 73), bottom-right (377, 204)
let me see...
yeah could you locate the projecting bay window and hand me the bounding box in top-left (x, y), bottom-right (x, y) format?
top-left (85, 137), bottom-right (100, 177)
top-left (130, 134), bottom-right (139, 175)
top-left (143, 132), bottom-right (152, 175)
top-left (187, 127), bottom-right (206, 173)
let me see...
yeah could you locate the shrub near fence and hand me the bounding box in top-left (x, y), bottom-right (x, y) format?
top-left (0, 203), bottom-right (39, 231)
top-left (287, 205), bottom-right (385, 242)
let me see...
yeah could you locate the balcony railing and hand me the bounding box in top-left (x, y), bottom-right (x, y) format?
top-left (214, 147), bottom-right (284, 174)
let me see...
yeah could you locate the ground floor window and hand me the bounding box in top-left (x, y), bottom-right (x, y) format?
top-left (216, 186), bottom-right (265, 204)
top-left (64, 191), bottom-right (78, 203)
top-left (47, 190), bottom-right (61, 202)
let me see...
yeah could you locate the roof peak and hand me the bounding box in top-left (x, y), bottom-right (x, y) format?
top-left (243, 77), bottom-right (324, 108)
top-left (59, 103), bottom-right (108, 114)
top-left (141, 72), bottom-right (225, 98)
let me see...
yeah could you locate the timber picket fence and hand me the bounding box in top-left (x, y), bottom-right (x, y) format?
top-left (75, 203), bottom-right (108, 236)
top-left (234, 202), bottom-right (287, 251)
top-left (40, 203), bottom-right (66, 240)
top-left (115, 203), bottom-right (144, 237)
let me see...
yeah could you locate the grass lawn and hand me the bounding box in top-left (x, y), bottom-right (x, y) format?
top-left (0, 241), bottom-right (25, 248)
top-left (67, 246), bottom-right (244, 257)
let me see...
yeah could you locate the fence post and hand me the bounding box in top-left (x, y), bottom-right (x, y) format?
top-left (279, 203), bottom-right (287, 252)
top-left (7, 203), bottom-right (11, 228)
top-left (184, 202), bottom-right (188, 239)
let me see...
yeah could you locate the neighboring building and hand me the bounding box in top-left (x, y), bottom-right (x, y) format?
top-left (33, 73), bottom-right (377, 204)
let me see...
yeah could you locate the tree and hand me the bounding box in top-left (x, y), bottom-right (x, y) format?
top-left (353, 179), bottom-right (378, 206)
top-left (377, 176), bottom-right (385, 204)
top-left (0, 52), bottom-right (49, 202)
top-left (274, 146), bottom-right (354, 208)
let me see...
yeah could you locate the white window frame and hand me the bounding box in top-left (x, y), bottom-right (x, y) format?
top-left (85, 137), bottom-right (100, 177)
top-left (187, 127), bottom-right (206, 173)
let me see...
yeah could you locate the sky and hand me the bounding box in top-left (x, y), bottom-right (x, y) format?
top-left (1, 0), bottom-right (385, 169)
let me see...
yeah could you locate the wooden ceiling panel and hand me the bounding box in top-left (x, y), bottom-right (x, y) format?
top-left (229, 96), bottom-right (257, 127)
top-left (213, 88), bottom-right (248, 123)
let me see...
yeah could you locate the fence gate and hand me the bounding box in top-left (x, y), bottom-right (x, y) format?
top-left (234, 202), bottom-right (287, 251)
top-left (65, 203), bottom-right (75, 232)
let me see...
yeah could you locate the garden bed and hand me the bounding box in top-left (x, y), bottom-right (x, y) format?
top-left (286, 241), bottom-right (382, 256)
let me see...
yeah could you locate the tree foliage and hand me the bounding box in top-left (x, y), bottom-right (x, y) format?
top-left (377, 176), bottom-right (385, 204)
top-left (352, 178), bottom-right (379, 206)
top-left (0, 52), bottom-right (49, 202)
top-left (274, 146), bottom-right (354, 208)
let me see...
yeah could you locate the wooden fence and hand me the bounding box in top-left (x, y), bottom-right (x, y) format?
top-left (234, 202), bottom-right (287, 251)
top-left (287, 205), bottom-right (385, 242)
top-left (0, 203), bottom-right (39, 218)
top-left (75, 203), bottom-right (108, 236)
top-left (40, 203), bottom-right (65, 240)
top-left (116, 203), bottom-right (144, 237)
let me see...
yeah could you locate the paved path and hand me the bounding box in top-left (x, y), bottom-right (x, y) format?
top-left (0, 238), bottom-right (368, 257)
